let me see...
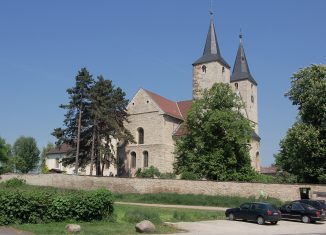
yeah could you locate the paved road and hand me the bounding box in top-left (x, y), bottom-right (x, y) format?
top-left (167, 220), bottom-right (326, 235)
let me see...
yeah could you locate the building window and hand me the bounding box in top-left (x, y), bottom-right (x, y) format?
top-left (201, 65), bottom-right (206, 73)
top-left (138, 127), bottom-right (144, 144)
top-left (143, 151), bottom-right (148, 168)
top-left (235, 83), bottom-right (238, 89)
top-left (222, 66), bottom-right (225, 73)
top-left (55, 159), bottom-right (59, 168)
top-left (251, 95), bottom-right (254, 103)
top-left (131, 152), bottom-right (136, 168)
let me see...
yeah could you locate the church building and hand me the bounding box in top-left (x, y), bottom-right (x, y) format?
top-left (118, 16), bottom-right (261, 177)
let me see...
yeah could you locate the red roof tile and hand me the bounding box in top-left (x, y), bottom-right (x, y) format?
top-left (47, 144), bottom-right (72, 155)
top-left (177, 100), bottom-right (192, 119)
top-left (144, 89), bottom-right (183, 120)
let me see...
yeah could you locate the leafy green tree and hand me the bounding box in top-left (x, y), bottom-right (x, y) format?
top-left (53, 68), bottom-right (133, 176)
top-left (276, 65), bottom-right (326, 183)
top-left (53, 68), bottom-right (94, 172)
top-left (40, 143), bottom-right (55, 173)
top-left (12, 136), bottom-right (40, 173)
top-left (0, 137), bottom-right (12, 173)
top-left (174, 83), bottom-right (255, 181)
top-left (89, 76), bottom-right (133, 176)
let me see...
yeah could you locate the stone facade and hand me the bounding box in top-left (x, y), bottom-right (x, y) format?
top-left (2, 174), bottom-right (326, 202)
top-left (119, 89), bottom-right (181, 176)
top-left (192, 61), bottom-right (230, 99)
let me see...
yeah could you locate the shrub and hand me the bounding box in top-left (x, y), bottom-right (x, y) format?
top-left (0, 188), bottom-right (114, 225)
top-left (135, 166), bottom-right (161, 178)
top-left (180, 171), bottom-right (200, 180)
top-left (160, 172), bottom-right (176, 179)
top-left (3, 177), bottom-right (26, 187)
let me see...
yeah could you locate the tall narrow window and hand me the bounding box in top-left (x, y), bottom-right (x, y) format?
top-left (131, 152), bottom-right (136, 168)
top-left (143, 151), bottom-right (148, 168)
top-left (235, 83), bottom-right (238, 89)
top-left (201, 65), bottom-right (207, 73)
top-left (138, 127), bottom-right (144, 144)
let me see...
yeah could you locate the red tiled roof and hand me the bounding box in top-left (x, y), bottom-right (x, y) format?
top-left (144, 89), bottom-right (184, 120)
top-left (177, 100), bottom-right (192, 119)
top-left (260, 165), bottom-right (277, 174)
top-left (173, 123), bottom-right (189, 137)
top-left (47, 144), bottom-right (72, 155)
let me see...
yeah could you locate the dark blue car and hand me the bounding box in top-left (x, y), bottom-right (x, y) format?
top-left (225, 202), bottom-right (281, 225)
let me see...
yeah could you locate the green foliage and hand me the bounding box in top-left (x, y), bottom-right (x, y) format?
top-left (12, 136), bottom-right (40, 173)
top-left (276, 122), bottom-right (326, 183)
top-left (114, 192), bottom-right (284, 207)
top-left (3, 177), bottom-right (26, 187)
top-left (0, 187), bottom-right (114, 225)
top-left (180, 171), bottom-right (201, 180)
top-left (40, 143), bottom-right (55, 173)
top-left (159, 172), bottom-right (176, 179)
top-left (123, 209), bottom-right (161, 223)
top-left (0, 137), bottom-right (12, 173)
top-left (135, 166), bottom-right (161, 178)
top-left (174, 83), bottom-right (255, 181)
top-left (277, 65), bottom-right (326, 183)
top-left (53, 68), bottom-right (134, 176)
top-left (274, 171), bottom-right (298, 184)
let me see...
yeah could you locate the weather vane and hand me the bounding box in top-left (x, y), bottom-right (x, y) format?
top-left (209, 0), bottom-right (214, 17)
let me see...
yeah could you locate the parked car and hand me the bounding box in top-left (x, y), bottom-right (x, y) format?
top-left (225, 202), bottom-right (281, 225)
top-left (279, 201), bottom-right (324, 223)
top-left (293, 199), bottom-right (326, 215)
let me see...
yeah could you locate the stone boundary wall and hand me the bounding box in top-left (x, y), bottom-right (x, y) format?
top-left (1, 174), bottom-right (326, 202)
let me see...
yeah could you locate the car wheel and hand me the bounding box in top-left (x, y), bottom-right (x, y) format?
top-left (271, 221), bottom-right (278, 225)
top-left (257, 216), bottom-right (265, 225)
top-left (301, 215), bottom-right (310, 223)
top-left (228, 213), bottom-right (235, 221)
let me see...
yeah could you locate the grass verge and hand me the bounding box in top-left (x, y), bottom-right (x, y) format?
top-left (114, 193), bottom-right (284, 207)
top-left (13, 204), bottom-right (224, 235)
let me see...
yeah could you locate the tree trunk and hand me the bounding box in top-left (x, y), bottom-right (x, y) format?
top-left (96, 132), bottom-right (101, 176)
top-left (75, 106), bottom-right (82, 175)
top-left (89, 125), bottom-right (96, 176)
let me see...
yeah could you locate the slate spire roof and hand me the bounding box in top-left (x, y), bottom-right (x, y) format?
top-left (231, 33), bottom-right (257, 85)
top-left (193, 17), bottom-right (230, 68)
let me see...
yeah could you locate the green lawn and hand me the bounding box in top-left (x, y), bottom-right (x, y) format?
top-left (114, 192), bottom-right (284, 207)
top-left (13, 204), bottom-right (224, 235)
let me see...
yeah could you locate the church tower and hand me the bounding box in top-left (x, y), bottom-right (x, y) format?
top-left (192, 16), bottom-right (230, 99)
top-left (231, 33), bottom-right (260, 171)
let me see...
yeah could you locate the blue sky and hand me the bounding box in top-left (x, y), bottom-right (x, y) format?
top-left (0, 0), bottom-right (325, 166)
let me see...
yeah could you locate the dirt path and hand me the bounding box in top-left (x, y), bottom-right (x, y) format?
top-left (116, 201), bottom-right (228, 211)
top-left (0, 227), bottom-right (33, 235)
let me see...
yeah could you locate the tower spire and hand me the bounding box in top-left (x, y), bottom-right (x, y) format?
top-left (192, 13), bottom-right (229, 68)
top-left (231, 31), bottom-right (257, 85)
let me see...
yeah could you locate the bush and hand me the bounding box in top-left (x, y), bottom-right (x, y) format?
top-left (3, 177), bottom-right (26, 187)
top-left (135, 166), bottom-right (160, 178)
top-left (180, 171), bottom-right (200, 180)
top-left (160, 172), bottom-right (176, 179)
top-left (0, 188), bottom-right (114, 225)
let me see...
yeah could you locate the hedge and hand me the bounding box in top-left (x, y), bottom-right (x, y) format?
top-left (0, 187), bottom-right (114, 225)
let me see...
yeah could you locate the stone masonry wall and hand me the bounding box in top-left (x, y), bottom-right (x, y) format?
top-left (1, 174), bottom-right (326, 202)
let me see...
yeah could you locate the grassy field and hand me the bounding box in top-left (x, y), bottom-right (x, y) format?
top-left (13, 204), bottom-right (224, 235)
top-left (115, 192), bottom-right (284, 207)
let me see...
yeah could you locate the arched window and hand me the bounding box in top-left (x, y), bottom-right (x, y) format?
top-left (138, 127), bottom-right (144, 144)
top-left (131, 152), bottom-right (136, 168)
top-left (201, 65), bottom-right (207, 73)
top-left (222, 66), bottom-right (225, 73)
top-left (143, 151), bottom-right (148, 168)
top-left (251, 95), bottom-right (254, 103)
top-left (235, 83), bottom-right (238, 89)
